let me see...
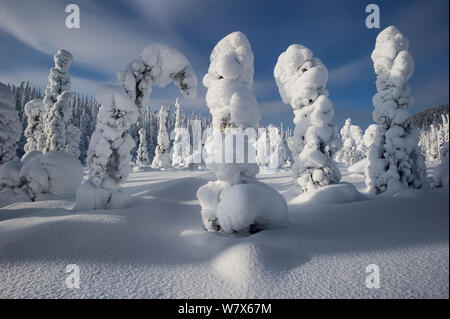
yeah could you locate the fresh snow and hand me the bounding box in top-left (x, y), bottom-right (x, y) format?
top-left (0, 165), bottom-right (447, 298)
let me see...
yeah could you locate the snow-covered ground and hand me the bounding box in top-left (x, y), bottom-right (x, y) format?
top-left (0, 164), bottom-right (448, 298)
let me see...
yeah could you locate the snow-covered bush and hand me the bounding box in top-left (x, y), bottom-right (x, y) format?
top-left (0, 82), bottom-right (22, 165)
top-left (75, 85), bottom-right (138, 210)
top-left (171, 98), bottom-right (190, 168)
top-left (363, 124), bottom-right (378, 150)
top-left (77, 43), bottom-right (197, 210)
top-left (23, 99), bottom-right (46, 155)
top-left (136, 128), bottom-right (150, 166)
top-left (336, 118), bottom-right (365, 166)
top-left (274, 44), bottom-right (341, 193)
top-left (197, 31), bottom-right (288, 234)
top-left (433, 142), bottom-right (449, 188)
top-left (365, 26), bottom-right (426, 194)
top-left (152, 106), bottom-right (171, 169)
top-left (44, 91), bottom-right (75, 152)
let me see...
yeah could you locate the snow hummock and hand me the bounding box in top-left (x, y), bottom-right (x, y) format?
top-left (0, 168), bottom-right (447, 298)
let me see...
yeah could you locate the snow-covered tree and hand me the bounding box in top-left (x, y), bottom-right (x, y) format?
top-left (0, 82), bottom-right (22, 165)
top-left (44, 91), bottom-right (75, 152)
top-left (136, 127), bottom-right (150, 166)
top-left (23, 99), bottom-right (46, 155)
top-left (274, 44), bottom-right (341, 193)
top-left (197, 31), bottom-right (287, 234)
top-left (152, 106), bottom-right (171, 169)
top-left (363, 124), bottom-right (378, 150)
top-left (75, 85), bottom-right (138, 210)
top-left (42, 50), bottom-right (73, 143)
top-left (365, 26), bottom-right (426, 194)
top-left (171, 98), bottom-right (190, 168)
top-left (76, 44), bottom-right (197, 210)
top-left (336, 118), bottom-right (365, 166)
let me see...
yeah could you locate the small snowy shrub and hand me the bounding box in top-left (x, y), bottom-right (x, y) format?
top-left (0, 82), bottom-right (21, 165)
top-left (197, 31), bottom-right (287, 234)
top-left (365, 26), bottom-right (426, 194)
top-left (274, 44), bottom-right (341, 193)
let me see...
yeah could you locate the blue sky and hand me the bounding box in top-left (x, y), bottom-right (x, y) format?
top-left (0, 0), bottom-right (448, 129)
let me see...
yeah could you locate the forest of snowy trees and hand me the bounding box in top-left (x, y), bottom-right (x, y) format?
top-left (6, 81), bottom-right (297, 168)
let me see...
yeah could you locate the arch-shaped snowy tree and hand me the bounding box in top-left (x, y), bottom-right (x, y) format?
top-left (197, 31), bottom-right (287, 234)
top-left (76, 44), bottom-right (197, 210)
top-left (365, 26), bottom-right (426, 194)
top-left (274, 44), bottom-right (341, 194)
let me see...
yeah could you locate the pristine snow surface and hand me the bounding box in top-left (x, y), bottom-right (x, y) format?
top-left (0, 165), bottom-right (448, 298)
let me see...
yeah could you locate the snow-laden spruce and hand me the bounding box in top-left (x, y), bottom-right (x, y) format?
top-left (66, 123), bottom-right (81, 159)
top-left (336, 118), bottom-right (365, 166)
top-left (197, 31), bottom-right (287, 234)
top-left (0, 82), bottom-right (22, 164)
top-left (44, 91), bottom-right (75, 152)
top-left (171, 98), bottom-right (189, 168)
top-left (152, 106), bottom-right (171, 169)
top-left (274, 44), bottom-right (341, 193)
top-left (75, 86), bottom-right (138, 210)
top-left (136, 128), bottom-right (150, 166)
top-left (23, 99), bottom-right (46, 155)
top-left (42, 50), bottom-right (73, 142)
top-left (365, 26), bottom-right (426, 194)
top-left (77, 44), bottom-right (197, 210)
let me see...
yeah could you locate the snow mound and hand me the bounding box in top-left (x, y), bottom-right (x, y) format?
top-left (291, 182), bottom-right (365, 204)
top-left (215, 183), bottom-right (288, 233)
top-left (348, 158), bottom-right (368, 173)
top-left (20, 151), bottom-right (83, 199)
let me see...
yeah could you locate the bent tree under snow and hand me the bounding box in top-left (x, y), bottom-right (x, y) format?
top-left (76, 44), bottom-right (197, 210)
top-left (274, 44), bottom-right (341, 194)
top-left (365, 26), bottom-right (426, 194)
top-left (197, 31), bottom-right (287, 234)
